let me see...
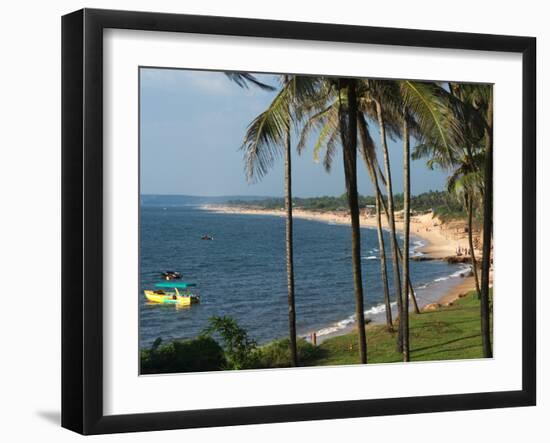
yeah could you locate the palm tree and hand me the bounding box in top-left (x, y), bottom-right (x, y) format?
top-left (446, 83), bottom-right (487, 299)
top-left (224, 72), bottom-right (276, 91)
top-left (241, 75), bottom-right (317, 366)
top-left (372, 93), bottom-right (404, 352)
top-left (397, 79), bottom-right (471, 358)
top-left (467, 192), bottom-right (481, 297)
top-left (296, 78), bottom-right (368, 363)
top-left (359, 79), bottom-right (427, 351)
top-left (299, 80), bottom-right (421, 342)
top-left (401, 115), bottom-right (411, 361)
top-left (338, 78), bottom-right (367, 363)
top-left (411, 81), bottom-right (492, 355)
top-left (357, 113), bottom-right (393, 331)
top-left (445, 162), bottom-right (484, 298)
top-left (241, 75), bottom-right (321, 365)
top-left (447, 82), bottom-right (492, 357)
top-left (479, 86), bottom-right (493, 358)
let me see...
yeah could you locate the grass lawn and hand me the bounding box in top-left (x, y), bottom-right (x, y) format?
top-left (305, 290), bottom-right (490, 366)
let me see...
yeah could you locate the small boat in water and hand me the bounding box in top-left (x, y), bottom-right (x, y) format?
top-left (161, 270), bottom-right (182, 280)
top-left (144, 281), bottom-right (200, 306)
top-left (201, 234), bottom-right (214, 240)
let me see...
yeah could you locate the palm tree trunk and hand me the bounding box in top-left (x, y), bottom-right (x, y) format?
top-left (480, 89), bottom-right (493, 358)
top-left (408, 270), bottom-right (420, 315)
top-left (339, 79), bottom-right (367, 364)
top-left (376, 192), bottom-right (393, 331)
top-left (402, 117), bottom-right (411, 362)
top-left (375, 99), bottom-right (403, 352)
top-left (467, 192), bottom-right (481, 299)
top-left (356, 113), bottom-right (393, 331)
top-left (284, 122), bottom-right (298, 366)
top-left (374, 179), bottom-right (420, 314)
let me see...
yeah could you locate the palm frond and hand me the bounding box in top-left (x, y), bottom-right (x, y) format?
top-left (224, 72), bottom-right (275, 91)
top-left (241, 86), bottom-right (292, 181)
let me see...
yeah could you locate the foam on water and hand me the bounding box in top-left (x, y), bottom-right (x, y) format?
top-left (314, 263), bottom-right (472, 340)
top-left (316, 301), bottom-right (401, 337)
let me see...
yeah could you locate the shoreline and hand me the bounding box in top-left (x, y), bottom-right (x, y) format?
top-left (201, 203), bottom-right (478, 342)
top-left (202, 204), bottom-right (480, 260)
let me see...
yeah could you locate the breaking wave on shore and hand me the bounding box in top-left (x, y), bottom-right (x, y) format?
top-left (314, 263), bottom-right (471, 339)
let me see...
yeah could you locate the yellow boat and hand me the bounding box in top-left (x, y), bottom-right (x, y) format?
top-left (144, 281), bottom-right (200, 306)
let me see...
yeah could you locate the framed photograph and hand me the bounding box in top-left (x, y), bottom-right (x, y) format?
top-left (62, 8), bottom-right (536, 435)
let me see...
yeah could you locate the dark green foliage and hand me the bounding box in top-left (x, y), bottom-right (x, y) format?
top-left (228, 190), bottom-right (465, 216)
top-left (433, 205), bottom-right (467, 222)
top-left (140, 335), bottom-right (226, 374)
top-left (140, 293), bottom-right (492, 372)
top-left (202, 316), bottom-right (259, 370)
top-left (256, 338), bottom-right (320, 368)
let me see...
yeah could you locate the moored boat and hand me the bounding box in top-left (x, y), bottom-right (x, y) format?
top-left (144, 281), bottom-right (200, 306)
top-left (161, 270), bottom-right (182, 280)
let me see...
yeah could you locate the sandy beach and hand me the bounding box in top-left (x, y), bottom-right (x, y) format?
top-left (436, 276), bottom-right (477, 306)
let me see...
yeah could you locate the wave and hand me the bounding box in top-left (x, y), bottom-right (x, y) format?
top-left (317, 316), bottom-right (355, 337)
top-left (417, 264), bottom-right (471, 287)
top-left (408, 238), bottom-right (425, 257)
top-left (449, 265), bottom-right (471, 278)
top-left (314, 264), bottom-right (471, 340)
top-left (316, 301), bottom-right (398, 337)
top-left (363, 255), bottom-right (377, 260)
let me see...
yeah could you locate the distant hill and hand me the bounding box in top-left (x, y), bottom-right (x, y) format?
top-left (140, 194), bottom-right (273, 207)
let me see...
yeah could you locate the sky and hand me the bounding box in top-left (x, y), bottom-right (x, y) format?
top-left (140, 68), bottom-right (449, 198)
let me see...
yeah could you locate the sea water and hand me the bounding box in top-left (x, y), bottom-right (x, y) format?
top-left (139, 204), bottom-right (469, 349)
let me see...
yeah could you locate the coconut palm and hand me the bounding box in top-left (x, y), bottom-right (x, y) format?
top-left (337, 78), bottom-right (368, 363)
top-left (296, 78), bottom-right (368, 363)
top-left (298, 77), bottom-right (479, 363)
top-left (401, 115), bottom-right (411, 361)
top-left (395, 79), bottom-right (472, 359)
top-left (447, 83), bottom-right (492, 357)
top-left (224, 72), bottom-right (276, 91)
top-left (477, 85), bottom-right (493, 358)
top-left (357, 112), bottom-right (393, 331)
top-left (447, 83), bottom-right (488, 300)
top-left (411, 81), bottom-right (492, 357)
top-left (445, 161), bottom-right (484, 298)
top-left (298, 80), bottom-right (421, 344)
top-left (367, 83), bottom-right (406, 352)
top-left (241, 75), bottom-right (318, 366)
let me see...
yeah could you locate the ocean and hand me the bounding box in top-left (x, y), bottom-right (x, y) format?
top-left (139, 202), bottom-right (470, 349)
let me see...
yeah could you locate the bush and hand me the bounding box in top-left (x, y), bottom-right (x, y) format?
top-left (140, 335), bottom-right (226, 374)
top-left (202, 316), bottom-right (259, 370)
top-left (256, 338), bottom-right (320, 368)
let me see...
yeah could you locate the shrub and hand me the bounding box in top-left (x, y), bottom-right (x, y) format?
top-left (202, 316), bottom-right (259, 370)
top-left (256, 338), bottom-right (320, 368)
top-left (140, 335), bottom-right (226, 374)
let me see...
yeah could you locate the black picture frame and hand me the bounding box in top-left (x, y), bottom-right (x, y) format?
top-left (62, 8), bottom-right (536, 435)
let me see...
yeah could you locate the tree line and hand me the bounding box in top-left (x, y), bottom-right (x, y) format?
top-left (228, 190), bottom-right (466, 215)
